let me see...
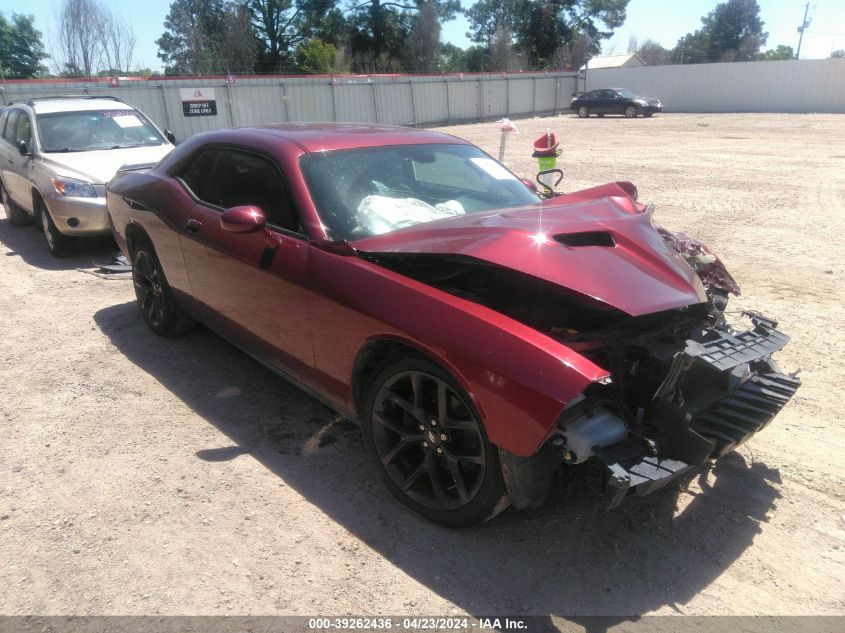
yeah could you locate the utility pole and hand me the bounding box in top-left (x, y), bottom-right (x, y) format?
top-left (796, 2), bottom-right (811, 59)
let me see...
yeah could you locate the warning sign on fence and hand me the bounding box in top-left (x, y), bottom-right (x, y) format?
top-left (180, 88), bottom-right (217, 117)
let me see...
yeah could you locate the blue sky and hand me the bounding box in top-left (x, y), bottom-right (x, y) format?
top-left (3, 0), bottom-right (843, 72)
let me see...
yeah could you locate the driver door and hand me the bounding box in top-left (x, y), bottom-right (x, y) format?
top-left (177, 146), bottom-right (316, 380)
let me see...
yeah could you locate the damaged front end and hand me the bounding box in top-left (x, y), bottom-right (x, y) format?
top-left (549, 308), bottom-right (799, 509)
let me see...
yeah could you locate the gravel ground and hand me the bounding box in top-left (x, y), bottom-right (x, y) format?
top-left (0, 113), bottom-right (843, 618)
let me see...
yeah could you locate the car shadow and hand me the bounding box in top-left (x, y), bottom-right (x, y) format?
top-left (94, 300), bottom-right (782, 619)
top-left (0, 214), bottom-right (117, 271)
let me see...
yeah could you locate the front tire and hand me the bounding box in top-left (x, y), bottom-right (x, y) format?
top-left (577, 106), bottom-right (590, 118)
top-left (2, 184), bottom-right (30, 226)
top-left (37, 200), bottom-right (72, 257)
top-left (362, 354), bottom-right (509, 527)
top-left (625, 105), bottom-right (638, 118)
top-left (131, 242), bottom-right (194, 336)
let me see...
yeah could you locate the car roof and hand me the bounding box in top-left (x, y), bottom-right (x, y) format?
top-left (247, 123), bottom-right (469, 153)
top-left (25, 98), bottom-right (135, 114)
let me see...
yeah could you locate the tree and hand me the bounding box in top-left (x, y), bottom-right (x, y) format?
top-left (157, 0), bottom-right (227, 74)
top-left (670, 0), bottom-right (767, 64)
top-left (637, 39), bottom-right (668, 66)
top-left (54, 0), bottom-right (136, 76)
top-left (346, 0), bottom-right (460, 71)
top-left (406, 1), bottom-right (440, 71)
top-left (466, 0), bottom-right (629, 67)
top-left (247, 0), bottom-right (335, 73)
top-left (297, 37), bottom-right (336, 72)
top-left (0, 12), bottom-right (48, 78)
top-left (757, 45), bottom-right (793, 61)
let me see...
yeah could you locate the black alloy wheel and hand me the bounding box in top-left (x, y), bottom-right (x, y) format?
top-left (131, 243), bottom-right (194, 336)
top-left (362, 355), bottom-right (508, 527)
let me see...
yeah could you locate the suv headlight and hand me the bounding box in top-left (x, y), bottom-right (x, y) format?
top-left (50, 176), bottom-right (97, 198)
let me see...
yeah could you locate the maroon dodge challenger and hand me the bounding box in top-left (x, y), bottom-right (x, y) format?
top-left (106, 123), bottom-right (799, 526)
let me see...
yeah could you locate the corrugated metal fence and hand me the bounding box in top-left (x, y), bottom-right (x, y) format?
top-left (586, 58), bottom-right (845, 113)
top-left (0, 72), bottom-right (579, 141)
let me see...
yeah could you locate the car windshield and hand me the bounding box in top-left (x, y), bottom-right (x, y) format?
top-left (36, 109), bottom-right (166, 152)
top-left (616, 89), bottom-right (637, 99)
top-left (300, 144), bottom-right (540, 240)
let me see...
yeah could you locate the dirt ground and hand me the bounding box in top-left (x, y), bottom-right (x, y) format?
top-left (1, 113), bottom-right (843, 618)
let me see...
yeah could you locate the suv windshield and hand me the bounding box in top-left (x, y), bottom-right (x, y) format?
top-left (36, 109), bottom-right (166, 152)
top-left (300, 144), bottom-right (540, 240)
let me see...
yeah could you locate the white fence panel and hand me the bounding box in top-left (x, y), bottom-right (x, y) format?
top-left (0, 71), bottom-right (578, 141)
top-left (586, 59), bottom-right (845, 113)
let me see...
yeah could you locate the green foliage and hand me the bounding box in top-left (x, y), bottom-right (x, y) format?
top-left (465, 0), bottom-right (628, 67)
top-left (157, 0), bottom-right (229, 74)
top-left (0, 12), bottom-right (49, 78)
top-left (346, 0), bottom-right (460, 72)
top-left (297, 37), bottom-right (336, 73)
top-left (670, 0), bottom-right (767, 64)
top-left (757, 45), bottom-right (794, 61)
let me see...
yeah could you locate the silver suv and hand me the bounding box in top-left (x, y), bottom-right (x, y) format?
top-left (0, 96), bottom-right (174, 256)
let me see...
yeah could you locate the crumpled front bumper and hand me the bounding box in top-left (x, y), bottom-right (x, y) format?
top-left (595, 311), bottom-right (800, 508)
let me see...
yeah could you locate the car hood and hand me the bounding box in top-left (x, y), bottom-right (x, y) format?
top-left (353, 188), bottom-right (707, 317)
top-left (38, 144), bottom-right (173, 185)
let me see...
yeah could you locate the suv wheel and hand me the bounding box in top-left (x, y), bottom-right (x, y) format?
top-left (1, 185), bottom-right (29, 226)
top-left (37, 200), bottom-right (72, 257)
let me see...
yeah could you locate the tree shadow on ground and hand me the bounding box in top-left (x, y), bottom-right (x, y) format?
top-left (94, 300), bottom-right (782, 620)
top-left (0, 214), bottom-right (116, 271)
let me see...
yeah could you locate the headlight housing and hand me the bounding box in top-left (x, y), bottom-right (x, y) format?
top-left (50, 176), bottom-right (97, 198)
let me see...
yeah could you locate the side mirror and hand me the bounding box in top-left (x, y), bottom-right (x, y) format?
top-left (220, 206), bottom-right (266, 233)
top-left (164, 129), bottom-right (176, 144)
top-left (17, 140), bottom-right (30, 156)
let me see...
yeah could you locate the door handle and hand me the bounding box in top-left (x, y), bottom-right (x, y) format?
top-left (186, 218), bottom-right (202, 234)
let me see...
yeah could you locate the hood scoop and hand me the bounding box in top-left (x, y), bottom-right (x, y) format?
top-left (554, 231), bottom-right (616, 248)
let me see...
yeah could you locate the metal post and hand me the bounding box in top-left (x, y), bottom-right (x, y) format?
top-left (371, 78), bottom-right (381, 123)
top-left (409, 80), bottom-right (418, 126)
top-left (280, 82), bottom-right (290, 122)
top-left (158, 83), bottom-right (172, 132)
top-left (478, 77), bottom-right (483, 121)
top-left (225, 82), bottom-right (236, 126)
top-left (330, 79), bottom-right (338, 122)
top-left (796, 2), bottom-right (810, 59)
top-left (531, 77), bottom-right (537, 116)
top-left (554, 76), bottom-right (560, 115)
top-left (505, 77), bottom-right (511, 116)
top-left (445, 79), bottom-right (451, 125)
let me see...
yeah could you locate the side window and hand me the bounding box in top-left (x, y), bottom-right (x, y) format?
top-left (15, 113), bottom-right (32, 145)
top-left (179, 148), bottom-right (223, 204)
top-left (3, 110), bottom-right (20, 144)
top-left (180, 147), bottom-right (301, 234)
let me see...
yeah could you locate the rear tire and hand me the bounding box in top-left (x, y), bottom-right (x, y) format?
top-left (131, 241), bottom-right (195, 336)
top-left (37, 199), bottom-right (72, 257)
top-left (362, 354), bottom-right (509, 527)
top-left (1, 184), bottom-right (29, 226)
top-left (577, 106), bottom-right (589, 118)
